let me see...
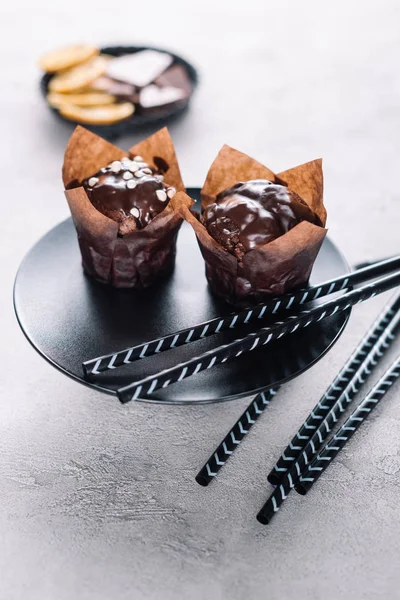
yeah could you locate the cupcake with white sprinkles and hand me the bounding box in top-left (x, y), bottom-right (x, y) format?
top-left (63, 125), bottom-right (190, 288)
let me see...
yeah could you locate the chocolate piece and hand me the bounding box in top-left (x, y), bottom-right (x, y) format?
top-left (155, 64), bottom-right (192, 96)
top-left (138, 65), bottom-right (192, 111)
top-left (202, 180), bottom-right (319, 260)
top-left (106, 50), bottom-right (173, 88)
top-left (91, 76), bottom-right (137, 100)
top-left (82, 157), bottom-right (174, 235)
top-left (136, 64), bottom-right (192, 115)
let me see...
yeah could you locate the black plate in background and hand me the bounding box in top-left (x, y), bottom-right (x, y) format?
top-left (40, 45), bottom-right (199, 139)
top-left (14, 188), bottom-right (350, 405)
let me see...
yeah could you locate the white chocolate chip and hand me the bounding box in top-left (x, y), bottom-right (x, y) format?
top-left (155, 174), bottom-right (164, 182)
top-left (133, 155), bottom-right (143, 162)
top-left (128, 161), bottom-right (139, 173)
top-left (130, 207), bottom-right (140, 218)
top-left (137, 162), bottom-right (148, 169)
top-left (123, 171), bottom-right (133, 180)
top-left (111, 160), bottom-right (122, 173)
top-left (156, 189), bottom-right (167, 202)
top-left (126, 179), bottom-right (137, 189)
top-left (135, 170), bottom-right (145, 178)
top-left (121, 157), bottom-right (131, 164)
top-left (88, 176), bottom-right (99, 187)
top-left (142, 168), bottom-right (152, 175)
top-left (167, 187), bottom-right (176, 198)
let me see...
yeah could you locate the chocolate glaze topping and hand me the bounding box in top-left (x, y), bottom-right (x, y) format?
top-left (82, 157), bottom-right (176, 235)
top-left (202, 180), bottom-right (319, 260)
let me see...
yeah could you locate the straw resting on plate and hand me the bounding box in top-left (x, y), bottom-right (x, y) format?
top-left (63, 125), bottom-right (192, 288)
top-left (82, 255), bottom-right (400, 376)
top-left (116, 269), bottom-right (400, 403)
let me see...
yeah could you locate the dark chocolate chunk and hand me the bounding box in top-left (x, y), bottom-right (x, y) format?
top-left (136, 64), bottom-right (192, 112)
top-left (136, 64), bottom-right (192, 115)
top-left (155, 64), bottom-right (192, 96)
top-left (202, 180), bottom-right (320, 260)
top-left (91, 76), bottom-right (137, 100)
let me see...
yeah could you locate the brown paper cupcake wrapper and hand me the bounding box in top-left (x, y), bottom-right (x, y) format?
top-left (63, 126), bottom-right (190, 288)
top-left (179, 145), bottom-right (327, 306)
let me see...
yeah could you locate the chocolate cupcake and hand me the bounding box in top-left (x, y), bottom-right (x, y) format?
top-left (63, 126), bottom-right (190, 288)
top-left (173, 145), bottom-right (327, 306)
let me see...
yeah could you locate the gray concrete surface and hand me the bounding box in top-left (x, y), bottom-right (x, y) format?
top-left (1, 1), bottom-right (400, 598)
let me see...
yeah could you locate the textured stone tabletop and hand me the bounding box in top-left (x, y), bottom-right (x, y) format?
top-left (1, 1), bottom-right (400, 598)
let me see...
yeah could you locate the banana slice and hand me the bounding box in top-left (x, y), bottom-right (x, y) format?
top-left (59, 102), bottom-right (135, 125)
top-left (39, 45), bottom-right (99, 73)
top-left (47, 91), bottom-right (117, 108)
top-left (49, 56), bottom-right (108, 93)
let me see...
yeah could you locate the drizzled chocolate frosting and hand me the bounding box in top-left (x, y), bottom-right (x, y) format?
top-left (201, 180), bottom-right (320, 260)
top-left (82, 156), bottom-right (176, 235)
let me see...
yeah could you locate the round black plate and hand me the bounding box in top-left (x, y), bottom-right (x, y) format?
top-left (40, 45), bottom-right (199, 139)
top-left (14, 188), bottom-right (350, 405)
